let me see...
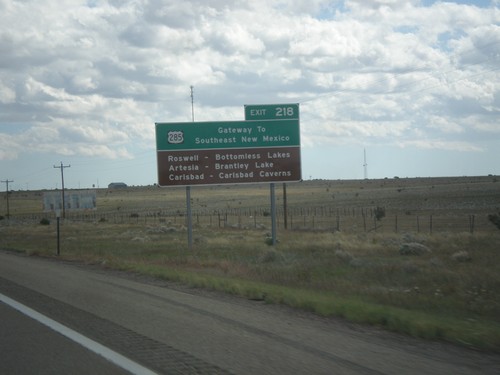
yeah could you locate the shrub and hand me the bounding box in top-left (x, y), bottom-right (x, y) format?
top-left (39, 218), bottom-right (50, 225)
top-left (374, 206), bottom-right (386, 221)
top-left (335, 249), bottom-right (354, 263)
top-left (265, 237), bottom-right (280, 246)
top-left (488, 213), bottom-right (500, 230)
top-left (451, 250), bottom-right (471, 262)
top-left (259, 248), bottom-right (285, 263)
top-left (400, 242), bottom-right (431, 256)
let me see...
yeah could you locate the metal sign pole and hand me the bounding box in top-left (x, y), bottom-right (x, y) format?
top-left (283, 183), bottom-right (288, 230)
top-left (186, 86), bottom-right (194, 250)
top-left (186, 186), bottom-right (193, 250)
top-left (270, 183), bottom-right (277, 245)
top-left (56, 209), bottom-right (61, 256)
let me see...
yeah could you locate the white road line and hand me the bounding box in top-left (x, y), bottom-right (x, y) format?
top-left (0, 293), bottom-right (158, 375)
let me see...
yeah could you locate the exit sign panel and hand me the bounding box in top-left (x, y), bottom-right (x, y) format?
top-left (244, 103), bottom-right (299, 120)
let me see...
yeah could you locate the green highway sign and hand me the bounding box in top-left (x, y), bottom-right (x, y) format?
top-left (156, 119), bottom-right (300, 151)
top-left (244, 103), bottom-right (299, 120)
top-left (155, 103), bottom-right (301, 186)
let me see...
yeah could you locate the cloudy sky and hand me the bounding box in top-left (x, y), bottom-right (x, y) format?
top-left (1, 0), bottom-right (499, 190)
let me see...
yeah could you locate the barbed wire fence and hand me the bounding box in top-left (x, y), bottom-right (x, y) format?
top-left (4, 205), bottom-right (498, 235)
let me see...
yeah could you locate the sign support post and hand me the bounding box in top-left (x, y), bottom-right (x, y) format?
top-left (283, 183), bottom-right (288, 230)
top-left (270, 183), bottom-right (277, 245)
top-left (185, 89), bottom-right (195, 250)
top-left (244, 104), bottom-right (299, 245)
top-left (186, 186), bottom-right (193, 249)
top-left (56, 209), bottom-right (61, 256)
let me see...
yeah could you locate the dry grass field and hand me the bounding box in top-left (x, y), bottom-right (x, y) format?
top-left (1, 176), bottom-right (500, 351)
top-left (5, 175), bottom-right (500, 231)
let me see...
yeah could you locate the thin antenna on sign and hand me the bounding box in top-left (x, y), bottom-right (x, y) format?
top-left (363, 148), bottom-right (368, 180)
top-left (190, 85), bottom-right (195, 122)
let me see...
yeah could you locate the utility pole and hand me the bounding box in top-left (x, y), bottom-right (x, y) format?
top-left (54, 162), bottom-right (70, 218)
top-left (1, 179), bottom-right (13, 218)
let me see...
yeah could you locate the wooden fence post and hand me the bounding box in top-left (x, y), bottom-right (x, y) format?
top-left (469, 214), bottom-right (475, 234)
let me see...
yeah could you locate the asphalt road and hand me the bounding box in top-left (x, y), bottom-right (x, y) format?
top-left (0, 302), bottom-right (130, 375)
top-left (0, 250), bottom-right (499, 374)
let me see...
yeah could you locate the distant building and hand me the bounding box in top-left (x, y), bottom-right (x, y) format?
top-left (108, 182), bottom-right (128, 189)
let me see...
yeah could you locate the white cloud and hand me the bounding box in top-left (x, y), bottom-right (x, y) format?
top-left (0, 82), bottom-right (15, 103)
top-left (0, 133), bottom-right (19, 160)
top-left (399, 139), bottom-right (483, 152)
top-left (0, 0), bottom-right (499, 185)
top-left (426, 115), bottom-right (464, 133)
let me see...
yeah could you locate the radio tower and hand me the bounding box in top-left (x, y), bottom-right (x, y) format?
top-left (363, 148), bottom-right (368, 179)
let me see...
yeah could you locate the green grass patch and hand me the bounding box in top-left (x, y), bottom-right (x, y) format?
top-left (1, 221), bottom-right (500, 352)
top-left (98, 258), bottom-right (500, 352)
